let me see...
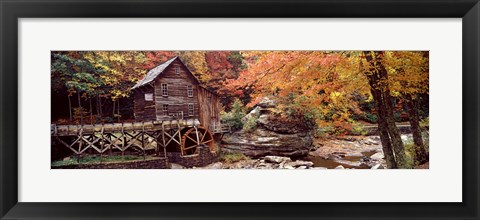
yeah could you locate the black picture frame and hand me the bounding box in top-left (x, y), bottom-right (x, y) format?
top-left (1, 0), bottom-right (479, 219)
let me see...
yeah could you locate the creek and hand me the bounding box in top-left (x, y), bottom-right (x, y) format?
top-left (305, 150), bottom-right (377, 169)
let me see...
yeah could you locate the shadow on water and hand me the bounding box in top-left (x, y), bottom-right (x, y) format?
top-left (305, 150), bottom-right (377, 169)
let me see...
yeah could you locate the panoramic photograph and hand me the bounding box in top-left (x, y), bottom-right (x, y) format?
top-left (50, 51), bottom-right (429, 169)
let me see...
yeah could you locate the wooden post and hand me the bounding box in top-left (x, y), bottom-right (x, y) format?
top-left (77, 127), bottom-right (83, 163)
top-left (142, 122), bottom-right (146, 161)
top-left (177, 122), bottom-right (182, 155)
top-left (162, 124), bottom-right (167, 158)
top-left (121, 123), bottom-right (125, 161)
top-left (100, 126), bottom-right (104, 163)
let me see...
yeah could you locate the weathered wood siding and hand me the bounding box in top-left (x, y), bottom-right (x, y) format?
top-left (153, 59), bottom-right (200, 121)
top-left (133, 86), bottom-right (156, 121)
top-left (197, 86), bottom-right (221, 131)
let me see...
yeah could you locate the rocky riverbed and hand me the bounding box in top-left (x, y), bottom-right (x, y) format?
top-left (171, 155), bottom-right (319, 169)
top-left (306, 135), bottom-right (387, 169)
top-left (171, 134), bottom-right (420, 169)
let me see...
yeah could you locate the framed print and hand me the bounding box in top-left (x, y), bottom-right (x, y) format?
top-left (1, 0), bottom-right (479, 219)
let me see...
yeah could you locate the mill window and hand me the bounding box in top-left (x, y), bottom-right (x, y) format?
top-left (175, 66), bottom-right (180, 74)
top-left (161, 83), bottom-right (168, 96)
top-left (188, 104), bottom-right (194, 116)
top-left (162, 104), bottom-right (168, 116)
top-left (144, 93), bottom-right (153, 101)
top-left (187, 85), bottom-right (193, 97)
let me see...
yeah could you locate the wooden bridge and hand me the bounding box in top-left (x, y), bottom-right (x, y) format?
top-left (51, 119), bottom-right (231, 160)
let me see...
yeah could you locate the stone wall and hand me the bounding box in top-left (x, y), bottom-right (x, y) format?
top-left (167, 145), bottom-right (218, 167)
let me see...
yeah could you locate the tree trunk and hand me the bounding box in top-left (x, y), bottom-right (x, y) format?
top-left (371, 89), bottom-right (397, 168)
top-left (77, 91), bottom-right (84, 125)
top-left (382, 90), bottom-right (408, 168)
top-left (96, 96), bottom-right (100, 117)
top-left (117, 100), bottom-right (121, 122)
top-left (406, 96), bottom-right (428, 164)
top-left (68, 94), bottom-right (73, 122)
top-left (112, 99), bottom-right (116, 118)
top-left (363, 51), bottom-right (407, 168)
top-left (89, 98), bottom-right (93, 124)
top-left (99, 96), bottom-right (104, 120)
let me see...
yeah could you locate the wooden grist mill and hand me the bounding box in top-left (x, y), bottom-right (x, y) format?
top-left (51, 57), bottom-right (231, 167)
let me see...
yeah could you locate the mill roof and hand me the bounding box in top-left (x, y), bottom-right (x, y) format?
top-left (131, 56), bottom-right (180, 90)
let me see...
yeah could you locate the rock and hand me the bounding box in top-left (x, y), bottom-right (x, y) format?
top-left (310, 145), bottom-right (319, 151)
top-left (360, 156), bottom-right (372, 162)
top-left (257, 97), bottom-right (276, 108)
top-left (170, 163), bottom-right (185, 169)
top-left (287, 160), bottom-right (314, 168)
top-left (370, 152), bottom-right (384, 160)
top-left (371, 163), bottom-right (384, 169)
top-left (264, 156), bottom-right (291, 163)
top-left (359, 138), bottom-right (379, 145)
top-left (311, 167), bottom-right (328, 169)
top-left (222, 97), bottom-right (313, 158)
top-left (332, 152), bottom-right (346, 157)
top-left (346, 152), bottom-right (363, 157)
top-left (204, 162), bottom-right (223, 169)
top-left (335, 165), bottom-right (345, 169)
top-left (327, 154), bottom-right (343, 160)
top-left (283, 164), bottom-right (295, 169)
top-left (337, 136), bottom-right (357, 142)
top-left (63, 157), bottom-right (71, 161)
top-left (242, 106), bottom-right (260, 124)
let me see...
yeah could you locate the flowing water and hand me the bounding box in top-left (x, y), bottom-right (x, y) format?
top-left (305, 150), bottom-right (377, 169)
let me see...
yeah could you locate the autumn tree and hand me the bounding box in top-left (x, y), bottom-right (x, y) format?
top-left (226, 51), bottom-right (364, 128)
top-left (175, 51), bottom-right (211, 84)
top-left (384, 51), bottom-right (429, 164)
top-left (362, 51), bottom-right (407, 168)
top-left (143, 51), bottom-right (176, 70)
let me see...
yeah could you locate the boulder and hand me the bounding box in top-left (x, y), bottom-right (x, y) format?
top-left (264, 156), bottom-right (291, 163)
top-left (312, 167), bottom-right (328, 170)
top-left (287, 160), bottom-right (314, 168)
top-left (257, 97), bottom-right (276, 108)
top-left (222, 97), bottom-right (314, 158)
top-left (204, 162), bottom-right (223, 169)
top-left (370, 152), bottom-right (384, 160)
top-left (170, 163), bottom-right (186, 169)
top-left (335, 165), bottom-right (345, 169)
top-left (371, 163), bottom-right (385, 169)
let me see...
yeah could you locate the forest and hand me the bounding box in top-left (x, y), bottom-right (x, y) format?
top-left (51, 51), bottom-right (429, 169)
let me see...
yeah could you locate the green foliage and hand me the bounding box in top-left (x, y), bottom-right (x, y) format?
top-left (403, 150), bottom-right (416, 169)
top-left (227, 51), bottom-right (247, 71)
top-left (393, 111), bottom-right (402, 122)
top-left (422, 131), bottom-right (429, 154)
top-left (220, 99), bottom-right (246, 130)
top-left (51, 154), bottom-right (152, 166)
top-left (362, 112), bottom-right (377, 123)
top-left (242, 114), bottom-right (258, 132)
top-left (420, 117), bottom-right (429, 130)
top-left (218, 151), bottom-right (249, 164)
top-left (403, 135), bottom-right (429, 168)
top-left (350, 122), bottom-right (367, 136)
top-left (315, 126), bottom-right (333, 138)
top-left (52, 53), bottom-right (105, 96)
